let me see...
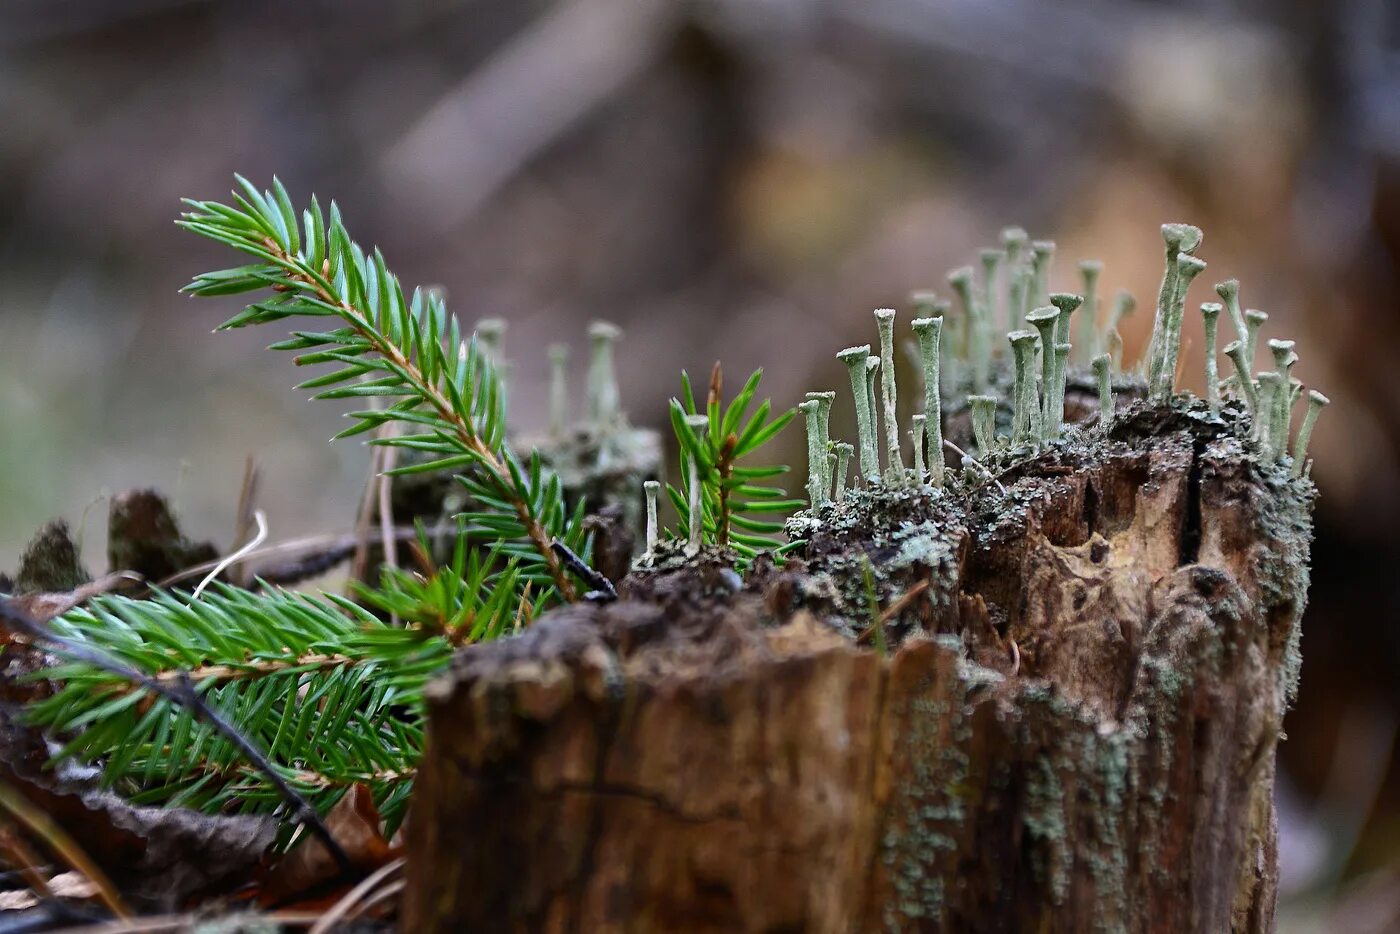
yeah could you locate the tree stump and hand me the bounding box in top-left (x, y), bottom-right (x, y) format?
top-left (402, 402), bottom-right (1313, 932)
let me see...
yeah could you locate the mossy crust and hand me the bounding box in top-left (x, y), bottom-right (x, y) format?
top-left (406, 397), bottom-right (1313, 933)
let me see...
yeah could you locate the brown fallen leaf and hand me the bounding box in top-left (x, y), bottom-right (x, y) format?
top-left (0, 709), bottom-right (277, 911)
top-left (257, 784), bottom-right (397, 906)
top-left (0, 871), bottom-right (98, 911)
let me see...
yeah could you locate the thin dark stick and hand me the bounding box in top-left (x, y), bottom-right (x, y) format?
top-left (550, 540), bottom-right (616, 603)
top-left (0, 598), bottom-right (353, 876)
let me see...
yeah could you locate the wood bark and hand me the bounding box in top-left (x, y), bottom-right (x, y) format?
top-left (403, 403), bottom-right (1312, 932)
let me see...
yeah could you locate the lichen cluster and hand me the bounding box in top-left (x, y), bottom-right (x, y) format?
top-left (792, 223), bottom-right (1328, 510)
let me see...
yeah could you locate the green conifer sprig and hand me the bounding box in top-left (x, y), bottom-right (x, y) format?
top-left (665, 366), bottom-right (800, 560)
top-left (24, 584), bottom-right (462, 840)
top-left (178, 176), bottom-right (589, 605)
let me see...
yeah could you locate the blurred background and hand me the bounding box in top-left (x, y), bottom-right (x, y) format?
top-left (0, 0), bottom-right (1396, 927)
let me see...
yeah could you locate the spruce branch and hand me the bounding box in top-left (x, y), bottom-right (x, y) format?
top-left (15, 583), bottom-right (463, 845)
top-left (178, 176), bottom-right (588, 604)
top-left (665, 365), bottom-right (799, 562)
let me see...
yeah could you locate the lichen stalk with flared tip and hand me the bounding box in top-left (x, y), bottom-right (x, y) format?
top-left (548, 344), bottom-right (569, 438)
top-left (643, 480), bottom-right (660, 560)
top-left (1255, 373), bottom-right (1280, 453)
top-left (911, 316), bottom-right (945, 487)
top-left (837, 345), bottom-right (877, 483)
top-left (1030, 240), bottom-right (1055, 309)
top-left (1215, 280), bottom-right (1247, 349)
top-left (1200, 303), bottom-right (1222, 411)
top-left (1222, 340), bottom-right (1258, 416)
top-left (1269, 340), bottom-right (1297, 456)
top-left (586, 321), bottom-right (623, 428)
top-left (1147, 224), bottom-right (1202, 398)
top-left (1105, 290), bottom-right (1136, 371)
top-left (1244, 309), bottom-right (1267, 371)
top-left (1047, 343), bottom-right (1071, 441)
top-left (874, 309), bottom-right (904, 485)
top-left (1156, 253), bottom-right (1207, 400)
top-left (1008, 330), bottom-right (1038, 447)
top-left (683, 414), bottom-right (708, 554)
top-left (910, 414), bottom-right (927, 483)
top-left (799, 400), bottom-right (828, 508)
top-left (1292, 391), bottom-right (1328, 477)
top-left (969, 395), bottom-right (998, 455)
top-left (1091, 354), bottom-right (1113, 431)
top-left (832, 442), bottom-right (853, 500)
top-left (1077, 261), bottom-right (1102, 364)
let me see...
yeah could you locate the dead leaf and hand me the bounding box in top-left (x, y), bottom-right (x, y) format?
top-left (0, 708), bottom-right (276, 910)
top-left (258, 784), bottom-right (396, 905)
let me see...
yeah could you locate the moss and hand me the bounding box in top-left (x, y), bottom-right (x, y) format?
top-left (14, 520), bottom-right (91, 594)
top-left (880, 669), bottom-right (971, 928)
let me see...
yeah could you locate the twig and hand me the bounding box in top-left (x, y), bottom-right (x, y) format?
top-left (856, 579), bottom-right (931, 645)
top-left (155, 527), bottom-right (421, 590)
top-left (880, 579), bottom-right (930, 623)
top-left (308, 857), bottom-right (406, 934)
top-left (191, 511), bottom-right (267, 602)
top-left (942, 439), bottom-right (1008, 495)
top-left (550, 541), bottom-right (616, 603)
top-left (0, 598), bottom-right (353, 877)
top-left (0, 783), bottom-right (132, 921)
top-left (230, 457), bottom-right (262, 588)
top-left (0, 818), bottom-right (57, 902)
top-left (45, 911), bottom-right (324, 933)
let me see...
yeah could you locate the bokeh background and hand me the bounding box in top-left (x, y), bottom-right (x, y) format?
top-left (0, 1), bottom-right (1397, 927)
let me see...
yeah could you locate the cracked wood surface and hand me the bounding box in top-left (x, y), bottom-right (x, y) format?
top-left (403, 402), bottom-right (1312, 932)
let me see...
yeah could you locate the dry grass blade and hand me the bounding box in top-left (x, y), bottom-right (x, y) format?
top-left (0, 782), bottom-right (132, 921)
top-left (308, 857), bottom-right (406, 934)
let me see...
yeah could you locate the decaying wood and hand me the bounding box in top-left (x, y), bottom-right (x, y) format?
top-left (403, 402), bottom-right (1312, 932)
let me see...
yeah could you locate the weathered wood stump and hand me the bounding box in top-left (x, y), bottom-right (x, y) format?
top-left (403, 402), bottom-right (1312, 932)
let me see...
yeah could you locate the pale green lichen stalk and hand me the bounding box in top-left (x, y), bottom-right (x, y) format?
top-left (910, 414), bottom-right (927, 482)
top-left (1008, 330), bottom-right (1039, 447)
top-left (1200, 303), bottom-right (1221, 411)
top-left (978, 250), bottom-right (1002, 386)
top-left (587, 320), bottom-right (623, 429)
top-left (1268, 339), bottom-right (1297, 457)
top-left (643, 480), bottom-right (660, 560)
top-left (912, 316), bottom-right (945, 487)
top-left (833, 442), bottom-right (853, 499)
top-left (808, 390), bottom-right (835, 490)
top-left (1255, 373), bottom-right (1280, 451)
top-left (800, 400), bottom-right (828, 508)
top-left (1077, 260), bottom-right (1103, 364)
top-left (1105, 290), bottom-right (1136, 371)
top-left (949, 266), bottom-right (989, 390)
top-left (1244, 309), bottom-right (1268, 367)
top-left (1215, 279), bottom-right (1247, 350)
top-left (1030, 240), bottom-right (1056, 309)
top-left (1026, 306), bottom-right (1058, 441)
top-left (837, 345), bottom-right (877, 483)
top-left (548, 344), bottom-right (569, 438)
top-left (1147, 224), bottom-right (1203, 400)
top-left (1222, 340), bottom-right (1259, 416)
top-left (684, 414), bottom-right (708, 555)
top-left (865, 357), bottom-right (882, 479)
top-left (477, 317), bottom-right (509, 412)
top-left (1157, 254), bottom-right (1207, 400)
top-left (969, 395), bottom-right (999, 455)
top-left (875, 309), bottom-right (905, 485)
top-left (1049, 343), bottom-right (1071, 441)
top-left (1092, 354), bottom-right (1114, 431)
top-left (1292, 391), bottom-right (1329, 477)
